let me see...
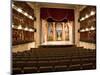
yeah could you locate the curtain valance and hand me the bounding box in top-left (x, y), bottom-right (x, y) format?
top-left (40, 8), bottom-right (74, 21)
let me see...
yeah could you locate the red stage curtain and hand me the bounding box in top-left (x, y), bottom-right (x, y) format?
top-left (40, 8), bottom-right (74, 21)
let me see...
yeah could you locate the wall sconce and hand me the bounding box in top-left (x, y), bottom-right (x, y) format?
top-left (17, 25), bottom-right (22, 30)
top-left (17, 8), bottom-right (22, 13)
top-left (90, 11), bottom-right (95, 16)
top-left (85, 14), bottom-right (89, 19)
top-left (13, 4), bottom-right (35, 20)
top-left (12, 24), bottom-right (14, 28)
top-left (79, 10), bottom-right (95, 22)
top-left (79, 29), bottom-right (85, 32)
top-left (85, 28), bottom-right (89, 31)
top-left (24, 27), bottom-right (28, 31)
top-left (90, 26), bottom-right (95, 30)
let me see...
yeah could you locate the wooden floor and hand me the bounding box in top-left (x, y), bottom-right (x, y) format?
top-left (12, 46), bottom-right (96, 74)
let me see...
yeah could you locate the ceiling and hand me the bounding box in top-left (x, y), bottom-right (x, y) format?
top-left (27, 2), bottom-right (86, 11)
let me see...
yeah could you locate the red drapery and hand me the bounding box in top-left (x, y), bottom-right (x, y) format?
top-left (40, 8), bottom-right (74, 21)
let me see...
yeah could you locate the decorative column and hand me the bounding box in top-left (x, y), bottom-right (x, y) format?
top-left (45, 20), bottom-right (48, 44)
top-left (41, 19), bottom-right (47, 43)
top-left (62, 22), bottom-right (65, 41)
top-left (34, 3), bottom-right (41, 48)
top-left (74, 8), bottom-right (80, 47)
top-left (68, 21), bottom-right (73, 44)
top-left (53, 22), bottom-right (56, 41)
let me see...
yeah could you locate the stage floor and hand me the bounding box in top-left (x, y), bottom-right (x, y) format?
top-left (41, 41), bottom-right (73, 46)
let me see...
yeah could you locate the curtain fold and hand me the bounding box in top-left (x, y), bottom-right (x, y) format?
top-left (40, 8), bottom-right (74, 21)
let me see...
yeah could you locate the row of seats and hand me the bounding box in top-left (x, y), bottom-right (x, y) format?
top-left (12, 46), bottom-right (96, 74)
top-left (13, 47), bottom-right (95, 58)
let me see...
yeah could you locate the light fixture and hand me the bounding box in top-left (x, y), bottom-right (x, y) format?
top-left (29, 28), bottom-right (34, 32)
top-left (12, 4), bottom-right (14, 7)
top-left (24, 27), bottom-right (28, 31)
top-left (90, 11), bottom-right (95, 16)
top-left (79, 10), bottom-right (96, 22)
top-left (12, 5), bottom-right (35, 20)
top-left (85, 14), bottom-right (89, 19)
top-left (12, 24), bottom-right (14, 28)
top-left (24, 12), bottom-right (28, 16)
top-left (80, 18), bottom-right (82, 21)
top-left (17, 8), bottom-right (22, 13)
top-left (85, 28), bottom-right (89, 31)
top-left (90, 26), bottom-right (95, 30)
top-left (17, 25), bottom-right (22, 30)
top-left (80, 29), bottom-right (85, 32)
top-left (29, 15), bottom-right (33, 20)
top-left (80, 17), bottom-right (85, 21)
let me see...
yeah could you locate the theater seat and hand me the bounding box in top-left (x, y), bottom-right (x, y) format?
top-left (54, 65), bottom-right (67, 71)
top-left (23, 67), bottom-right (38, 73)
top-left (37, 60), bottom-right (50, 66)
top-left (13, 67), bottom-right (22, 74)
top-left (12, 47), bottom-right (96, 73)
top-left (69, 58), bottom-right (82, 70)
top-left (69, 64), bottom-right (81, 70)
top-left (13, 61), bottom-right (25, 67)
top-left (38, 66), bottom-right (53, 72)
top-left (82, 63), bottom-right (94, 70)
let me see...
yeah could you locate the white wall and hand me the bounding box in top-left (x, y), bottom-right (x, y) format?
top-left (12, 42), bottom-right (35, 53)
top-left (79, 41), bottom-right (96, 49)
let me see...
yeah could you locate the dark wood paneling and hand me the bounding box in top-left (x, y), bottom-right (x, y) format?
top-left (79, 6), bottom-right (96, 43)
top-left (12, 29), bottom-right (34, 45)
top-left (12, 1), bottom-right (35, 45)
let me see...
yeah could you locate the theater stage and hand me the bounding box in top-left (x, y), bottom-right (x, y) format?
top-left (40, 41), bottom-right (74, 47)
top-left (41, 41), bottom-right (73, 45)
